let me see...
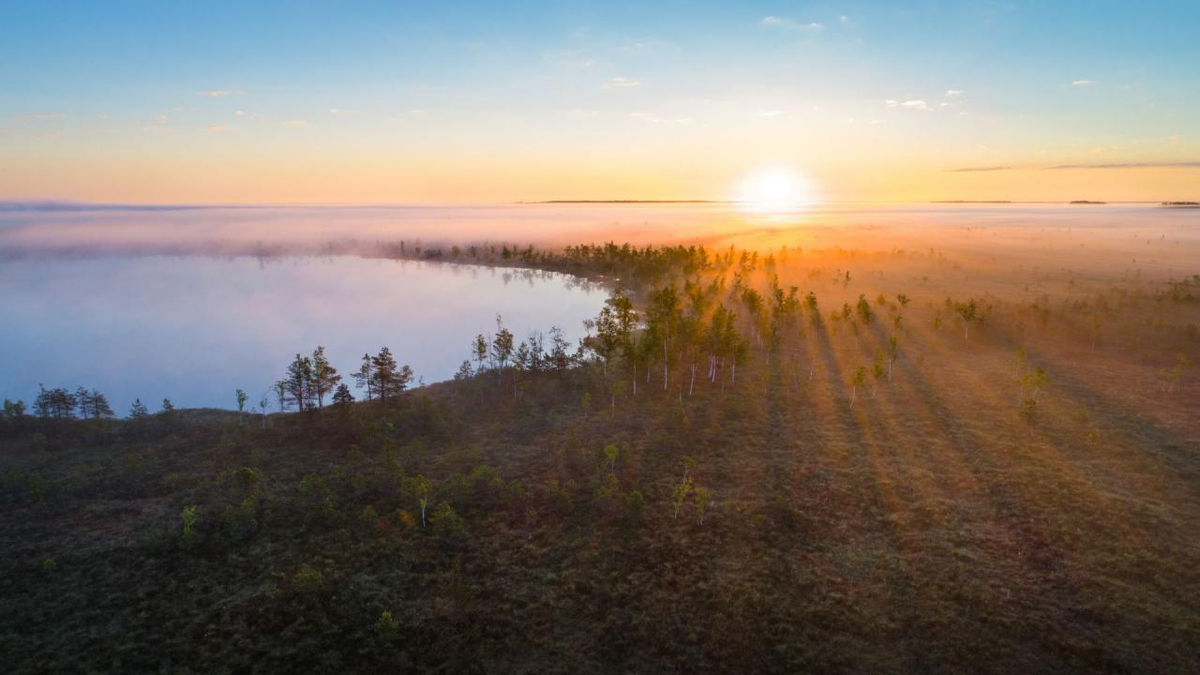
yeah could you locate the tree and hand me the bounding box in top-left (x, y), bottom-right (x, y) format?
top-left (491, 315), bottom-right (515, 380)
top-left (886, 335), bottom-right (899, 380)
top-left (128, 398), bottom-right (149, 420)
top-left (370, 347), bottom-right (409, 403)
top-left (472, 334), bottom-right (489, 373)
top-left (954, 299), bottom-right (980, 340)
top-left (588, 292), bottom-right (636, 376)
top-left (34, 386), bottom-right (77, 419)
top-left (871, 353), bottom-right (886, 398)
top-left (87, 390), bottom-right (114, 419)
top-left (284, 353), bottom-right (315, 411)
top-left (332, 383), bottom-right (354, 406)
top-left (353, 353), bottom-right (374, 401)
top-left (311, 346), bottom-right (341, 409)
top-left (274, 380), bottom-right (288, 413)
top-left (411, 475), bottom-right (432, 527)
top-left (672, 476), bottom-right (692, 521)
top-left (856, 294), bottom-right (874, 326)
top-left (603, 444), bottom-right (619, 473)
top-left (161, 398), bottom-right (176, 414)
top-left (850, 366), bottom-right (867, 408)
top-left (235, 389), bottom-right (248, 424)
top-left (76, 387), bottom-right (93, 419)
top-left (258, 394), bottom-right (270, 429)
top-left (454, 360), bottom-right (473, 381)
top-left (646, 286), bottom-right (680, 391)
top-left (548, 326), bottom-right (572, 374)
top-left (3, 399), bottom-right (27, 420)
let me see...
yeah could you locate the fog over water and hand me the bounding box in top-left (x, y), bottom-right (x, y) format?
top-left (1, 201), bottom-right (1196, 412)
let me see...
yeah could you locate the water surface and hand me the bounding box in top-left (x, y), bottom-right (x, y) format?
top-left (0, 256), bottom-right (605, 412)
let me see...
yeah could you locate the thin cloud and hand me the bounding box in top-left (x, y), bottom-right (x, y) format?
top-left (945, 89), bottom-right (964, 98)
top-left (11, 112), bottom-right (64, 120)
top-left (762, 16), bottom-right (825, 30)
top-left (603, 77), bottom-right (642, 89)
top-left (198, 89), bottom-right (244, 98)
top-left (1071, 80), bottom-right (1094, 87)
top-left (281, 120), bottom-right (310, 129)
top-left (902, 99), bottom-right (929, 110)
top-left (203, 124), bottom-right (228, 133)
top-left (1047, 161), bottom-right (1200, 170)
top-left (946, 166), bottom-right (1013, 172)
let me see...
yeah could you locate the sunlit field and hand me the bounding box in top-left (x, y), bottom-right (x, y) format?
top-left (3, 1), bottom-right (1199, 673)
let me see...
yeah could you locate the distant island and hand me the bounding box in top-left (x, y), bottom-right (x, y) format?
top-left (931, 200), bottom-right (1013, 204)
top-left (1069, 200), bottom-right (1107, 205)
top-left (1161, 201), bottom-right (1199, 207)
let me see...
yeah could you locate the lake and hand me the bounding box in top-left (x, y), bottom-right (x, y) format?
top-left (0, 256), bottom-right (606, 413)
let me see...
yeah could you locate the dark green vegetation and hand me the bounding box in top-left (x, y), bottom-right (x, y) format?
top-left (2, 245), bottom-right (1199, 674)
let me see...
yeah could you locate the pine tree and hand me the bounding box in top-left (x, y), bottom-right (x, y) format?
top-left (76, 387), bottom-right (93, 419)
top-left (370, 347), bottom-right (412, 402)
top-left (311, 346), bottom-right (340, 409)
top-left (88, 390), bottom-right (114, 419)
top-left (128, 398), bottom-right (150, 419)
top-left (352, 353), bottom-right (374, 401)
top-left (332, 383), bottom-right (354, 406)
top-left (491, 315), bottom-right (515, 379)
top-left (284, 353), bottom-right (315, 411)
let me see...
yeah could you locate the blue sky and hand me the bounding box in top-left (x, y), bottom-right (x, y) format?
top-left (2, 1), bottom-right (1198, 202)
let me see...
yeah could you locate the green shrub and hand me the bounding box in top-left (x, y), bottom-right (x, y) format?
top-left (292, 566), bottom-right (326, 594)
top-left (429, 503), bottom-right (465, 538)
top-left (374, 610), bottom-right (399, 638)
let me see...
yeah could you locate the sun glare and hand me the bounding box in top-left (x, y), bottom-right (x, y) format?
top-left (735, 167), bottom-right (816, 213)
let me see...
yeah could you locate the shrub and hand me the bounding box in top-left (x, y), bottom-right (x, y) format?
top-left (181, 505), bottom-right (199, 546)
top-left (429, 503), bottom-right (465, 538)
top-left (292, 566), bottom-right (326, 594)
top-left (374, 610), bottom-right (400, 638)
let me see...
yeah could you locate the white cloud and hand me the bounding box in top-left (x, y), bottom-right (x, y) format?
top-left (945, 89), bottom-right (964, 98)
top-left (902, 99), bottom-right (929, 110)
top-left (204, 124), bottom-right (228, 132)
top-left (762, 16), bottom-right (824, 30)
top-left (154, 114), bottom-right (169, 123)
top-left (281, 119), bottom-right (309, 129)
top-left (198, 89), bottom-right (244, 98)
top-left (603, 77), bottom-right (642, 89)
top-left (11, 112), bottom-right (65, 120)
top-left (885, 99), bottom-right (899, 108)
top-left (1072, 79), bottom-right (1094, 86)
top-left (840, 15), bottom-right (850, 23)
top-left (758, 109), bottom-right (783, 117)
top-left (234, 109), bottom-right (246, 117)
top-left (407, 109), bottom-right (425, 116)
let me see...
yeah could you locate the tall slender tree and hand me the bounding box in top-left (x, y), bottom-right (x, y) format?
top-left (284, 353), bottom-right (315, 411)
top-left (311, 346), bottom-right (341, 410)
top-left (353, 353), bottom-right (374, 401)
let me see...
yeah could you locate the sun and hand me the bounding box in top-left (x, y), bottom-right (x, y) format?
top-left (735, 167), bottom-right (816, 213)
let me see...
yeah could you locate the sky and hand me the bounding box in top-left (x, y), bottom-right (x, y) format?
top-left (1, 0), bottom-right (1198, 203)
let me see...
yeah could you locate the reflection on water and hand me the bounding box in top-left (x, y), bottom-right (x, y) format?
top-left (0, 256), bottom-right (606, 412)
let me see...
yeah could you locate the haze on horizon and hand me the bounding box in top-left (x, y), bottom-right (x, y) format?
top-left (2, 0), bottom-right (1198, 205)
